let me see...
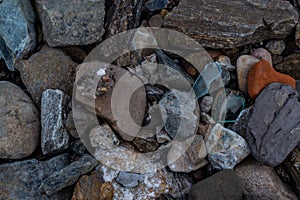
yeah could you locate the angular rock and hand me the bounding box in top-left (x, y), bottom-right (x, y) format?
top-left (188, 170), bottom-right (243, 200)
top-left (235, 158), bottom-right (298, 200)
top-left (145, 0), bottom-right (168, 12)
top-left (231, 106), bottom-right (253, 138)
top-left (61, 47), bottom-right (87, 63)
top-left (41, 89), bottom-right (70, 155)
top-left (133, 137), bottom-right (159, 152)
top-left (251, 48), bottom-right (273, 66)
top-left (246, 83), bottom-right (300, 166)
top-left (0, 0), bottom-right (36, 70)
top-left (0, 81), bottom-right (39, 159)
top-left (164, 0), bottom-right (299, 48)
top-left (216, 55), bottom-right (235, 71)
top-left (35, 0), bottom-right (105, 47)
top-left (275, 53), bottom-right (300, 80)
top-left (200, 96), bottom-right (213, 113)
top-left (205, 123), bottom-right (250, 169)
top-left (70, 140), bottom-right (86, 156)
top-left (66, 111), bottom-right (79, 139)
top-left (116, 171), bottom-right (144, 188)
top-left (265, 40), bottom-right (286, 55)
top-left (89, 124), bottom-right (120, 150)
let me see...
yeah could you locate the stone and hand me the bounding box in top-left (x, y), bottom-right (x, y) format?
top-left (70, 140), bottom-right (86, 156)
top-left (246, 83), bottom-right (300, 166)
top-left (216, 55), bottom-right (235, 71)
top-left (0, 0), bottom-right (36, 70)
top-left (41, 154), bottom-right (98, 195)
top-left (297, 80), bottom-right (300, 93)
top-left (35, 0), bottom-right (105, 47)
top-left (275, 53), bottom-right (300, 80)
top-left (0, 81), bottom-right (39, 159)
top-left (250, 48), bottom-right (273, 66)
top-left (235, 158), bottom-right (298, 200)
top-left (205, 123), bottom-right (250, 169)
top-left (149, 14), bottom-right (164, 27)
top-left (296, 20), bottom-right (300, 48)
top-left (89, 124), bottom-right (120, 150)
top-left (247, 59), bottom-right (296, 99)
top-left (61, 47), bottom-right (87, 63)
top-left (265, 40), bottom-right (286, 55)
top-left (133, 137), bottom-right (159, 152)
top-left (236, 55), bottom-right (260, 94)
top-left (66, 111), bottom-right (79, 139)
top-left (188, 170), bottom-right (243, 200)
top-left (0, 154), bottom-right (73, 200)
top-left (164, 0), bottom-right (298, 48)
top-left (231, 106), bottom-right (253, 138)
top-left (200, 96), bottom-right (213, 113)
top-left (145, 0), bottom-right (168, 12)
top-left (41, 89), bottom-right (70, 155)
top-left (116, 171), bottom-right (144, 188)
top-left (16, 47), bottom-right (77, 105)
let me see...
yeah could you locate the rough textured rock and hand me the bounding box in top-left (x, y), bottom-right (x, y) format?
top-left (235, 158), bottom-right (298, 200)
top-left (265, 40), bottom-right (286, 55)
top-left (0, 154), bottom-right (72, 200)
top-left (116, 171), bottom-right (144, 188)
top-left (145, 0), bottom-right (168, 12)
top-left (231, 106), bottom-right (253, 138)
top-left (188, 170), bottom-right (243, 200)
top-left (65, 111), bottom-right (79, 139)
top-left (247, 83), bottom-right (300, 166)
top-left (0, 81), bottom-right (40, 159)
top-left (0, 0), bottom-right (36, 70)
top-left (35, 0), bottom-right (105, 47)
top-left (200, 96), bottom-right (213, 113)
top-left (164, 0), bottom-right (298, 48)
top-left (248, 59), bottom-right (296, 99)
top-left (275, 53), bottom-right (300, 80)
top-left (89, 124), bottom-right (120, 150)
top-left (41, 89), bottom-right (70, 155)
top-left (16, 47), bottom-right (77, 105)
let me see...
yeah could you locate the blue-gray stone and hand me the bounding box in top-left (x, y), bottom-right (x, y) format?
top-left (145, 0), bottom-right (168, 12)
top-left (116, 171), bottom-right (144, 188)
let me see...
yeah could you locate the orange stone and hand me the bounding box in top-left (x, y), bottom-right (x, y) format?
top-left (247, 59), bottom-right (296, 99)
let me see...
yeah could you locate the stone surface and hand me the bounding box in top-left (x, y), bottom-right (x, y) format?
top-left (133, 137), bottom-right (159, 153)
top-left (145, 0), bottom-right (168, 12)
top-left (41, 89), bottom-right (70, 155)
top-left (0, 154), bottom-right (72, 200)
top-left (246, 83), bottom-right (300, 166)
top-left (164, 0), bottom-right (298, 48)
top-left (296, 20), bottom-right (300, 48)
top-left (116, 171), bottom-right (144, 188)
top-left (248, 59), bottom-right (296, 99)
top-left (35, 0), bottom-right (105, 47)
top-left (61, 47), bottom-right (87, 63)
top-left (265, 40), bottom-right (286, 55)
top-left (251, 48), bottom-right (273, 66)
top-left (149, 14), bottom-right (164, 27)
top-left (66, 111), bottom-right (79, 139)
top-left (0, 81), bottom-right (40, 159)
top-left (16, 47), bottom-right (77, 105)
top-left (70, 140), bottom-right (86, 156)
top-left (205, 123), bottom-right (250, 169)
top-left (216, 55), bottom-right (235, 71)
top-left (231, 106), bottom-right (253, 138)
top-left (200, 96), bottom-right (213, 113)
top-left (188, 170), bottom-right (243, 200)
top-left (275, 53), bottom-right (300, 80)
top-left (89, 124), bottom-right (120, 150)
top-left (0, 0), bottom-right (36, 70)
top-left (235, 158), bottom-right (298, 200)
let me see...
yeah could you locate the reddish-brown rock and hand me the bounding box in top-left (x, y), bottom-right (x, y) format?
top-left (247, 59), bottom-right (296, 99)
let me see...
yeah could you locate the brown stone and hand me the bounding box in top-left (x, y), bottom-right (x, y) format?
top-left (247, 59), bottom-right (296, 99)
top-left (275, 53), bottom-right (300, 80)
top-left (149, 14), bottom-right (163, 27)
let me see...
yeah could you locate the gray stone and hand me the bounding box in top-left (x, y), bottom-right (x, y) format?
top-left (251, 48), bottom-right (273, 66)
top-left (0, 0), bottom-right (36, 70)
top-left (35, 0), bottom-right (105, 47)
top-left (231, 106), bottom-right (253, 138)
top-left (70, 140), bottom-right (86, 156)
top-left (0, 81), bottom-right (40, 159)
top-left (0, 154), bottom-right (72, 200)
top-left (89, 124), bottom-right (120, 150)
top-left (164, 0), bottom-right (298, 48)
top-left (41, 89), bottom-right (70, 155)
top-left (200, 96), bottom-right (213, 113)
top-left (265, 40), bottom-right (286, 55)
top-left (247, 83), bottom-right (300, 166)
top-left (116, 171), bottom-right (144, 188)
top-left (188, 170), bottom-right (243, 200)
top-left (41, 154), bottom-right (98, 195)
top-left (145, 0), bottom-right (168, 12)
top-left (65, 111), bottom-right (79, 139)
top-left (297, 80), bottom-right (300, 94)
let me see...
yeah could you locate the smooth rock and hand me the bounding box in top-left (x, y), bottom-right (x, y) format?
top-left (205, 123), bottom-right (250, 169)
top-left (0, 0), bottom-right (36, 70)
top-left (235, 158), bottom-right (298, 200)
top-left (149, 14), bottom-right (164, 27)
top-left (231, 106), bottom-right (253, 138)
top-left (35, 0), bottom-right (105, 47)
top-left (89, 124), bottom-right (120, 150)
top-left (0, 81), bottom-right (39, 159)
top-left (41, 89), bottom-right (70, 155)
top-left (275, 53), bottom-right (300, 80)
top-left (16, 47), bottom-right (77, 105)
top-left (116, 171), bottom-right (144, 188)
top-left (247, 59), bottom-right (296, 99)
top-left (246, 83), bottom-right (300, 166)
top-left (65, 111), bottom-right (79, 139)
top-left (145, 0), bottom-right (168, 12)
top-left (200, 96), bottom-right (213, 113)
top-left (265, 40), bottom-right (286, 55)
top-left (164, 0), bottom-right (299, 48)
top-left (251, 48), bottom-right (273, 66)
top-left (188, 170), bottom-right (243, 200)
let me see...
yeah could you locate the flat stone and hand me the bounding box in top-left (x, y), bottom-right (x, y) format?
top-left (231, 106), bottom-right (253, 138)
top-left (89, 124), bottom-right (120, 150)
top-left (0, 0), bottom-right (36, 70)
top-left (275, 53), bottom-right (300, 80)
top-left (35, 0), bottom-right (105, 47)
top-left (235, 158), bottom-right (298, 200)
top-left (246, 83), bottom-right (300, 166)
top-left (116, 171), bottom-right (144, 188)
top-left (188, 170), bottom-right (243, 200)
top-left (164, 0), bottom-right (299, 48)
top-left (41, 89), bottom-right (70, 155)
top-left (265, 40), bottom-right (286, 55)
top-left (0, 81), bottom-right (40, 159)
top-left (251, 48), bottom-right (273, 66)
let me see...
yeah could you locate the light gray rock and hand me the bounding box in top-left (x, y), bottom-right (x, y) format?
top-left (200, 96), bottom-right (213, 113)
top-left (89, 124), bottom-right (120, 150)
top-left (116, 171), bottom-right (144, 188)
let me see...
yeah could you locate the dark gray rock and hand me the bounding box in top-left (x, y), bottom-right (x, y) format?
top-left (188, 170), bottom-right (243, 200)
top-left (65, 111), bottom-right (79, 139)
top-left (145, 0), bottom-right (168, 12)
top-left (265, 40), bottom-right (286, 55)
top-left (116, 171), bottom-right (144, 188)
top-left (247, 83), bottom-right (300, 166)
top-left (70, 140), bottom-right (86, 156)
top-left (231, 106), bottom-right (253, 138)
top-left (164, 0), bottom-right (298, 48)
top-left (275, 53), bottom-right (300, 80)
top-left (0, 0), bottom-right (36, 70)
top-left (35, 0), bottom-right (105, 47)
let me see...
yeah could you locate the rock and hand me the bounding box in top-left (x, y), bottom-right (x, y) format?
top-left (156, 130), bottom-right (171, 144)
top-left (70, 140), bottom-right (86, 156)
top-left (200, 96), bottom-right (213, 113)
top-left (89, 124), bottom-right (120, 150)
top-left (35, 0), bottom-right (105, 47)
top-left (205, 123), bottom-right (250, 169)
top-left (145, 0), bottom-right (168, 12)
top-left (164, 0), bottom-right (298, 48)
top-left (149, 14), bottom-right (164, 27)
top-left (61, 47), bottom-right (87, 63)
top-left (0, 154), bottom-right (73, 200)
top-left (116, 171), bottom-right (144, 188)
top-left (188, 170), bottom-right (243, 200)
top-left (251, 48), bottom-right (273, 66)
top-left (0, 0), bottom-right (36, 70)
top-left (246, 83), bottom-right (300, 166)
top-left (216, 55), bottom-right (235, 71)
top-left (231, 106), bottom-right (253, 138)
top-left (235, 158), bottom-right (298, 200)
top-left (247, 59), bottom-right (296, 99)
top-left (275, 53), bottom-right (300, 80)
top-left (41, 89), bottom-right (70, 155)
top-left (236, 55), bottom-right (260, 94)
top-left (16, 47), bottom-right (77, 105)
top-left (297, 80), bottom-right (300, 93)
top-left (41, 154), bottom-right (98, 195)
top-left (265, 40), bottom-right (286, 55)
top-left (0, 81), bottom-right (39, 159)
top-left (296, 20), bottom-right (300, 48)
top-left (66, 111), bottom-right (79, 139)
top-left (133, 137), bottom-right (159, 152)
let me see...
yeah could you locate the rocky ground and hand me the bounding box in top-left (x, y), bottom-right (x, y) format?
top-left (0, 0), bottom-right (300, 199)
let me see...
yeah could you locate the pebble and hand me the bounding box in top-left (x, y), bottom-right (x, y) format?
top-left (216, 55), bottom-right (235, 71)
top-left (0, 81), bottom-right (40, 159)
top-left (231, 106), bottom-right (253, 138)
top-left (246, 83), bottom-right (300, 166)
top-left (265, 40), bottom-right (286, 55)
top-left (116, 171), bottom-right (144, 188)
top-left (89, 124), bottom-right (120, 150)
top-left (149, 14), bottom-right (164, 27)
top-left (250, 48), bottom-right (273, 66)
top-left (133, 137), bottom-right (160, 152)
top-left (65, 111), bottom-right (79, 139)
top-left (275, 53), bottom-right (300, 80)
top-left (200, 96), bottom-right (213, 113)
top-left (145, 0), bottom-right (168, 12)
